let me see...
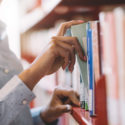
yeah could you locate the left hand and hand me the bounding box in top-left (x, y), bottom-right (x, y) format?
top-left (19, 20), bottom-right (86, 90)
top-left (40, 87), bottom-right (80, 123)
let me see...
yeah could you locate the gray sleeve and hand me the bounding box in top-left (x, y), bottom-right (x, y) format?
top-left (31, 107), bottom-right (58, 125)
top-left (0, 75), bottom-right (35, 125)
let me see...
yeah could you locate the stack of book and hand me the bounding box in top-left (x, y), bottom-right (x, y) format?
top-left (64, 21), bottom-right (101, 116)
top-left (100, 7), bottom-right (125, 125)
top-left (59, 6), bottom-right (125, 125)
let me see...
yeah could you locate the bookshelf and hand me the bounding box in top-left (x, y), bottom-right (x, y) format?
top-left (20, 0), bottom-right (125, 125)
top-left (70, 76), bottom-right (108, 125)
top-left (72, 107), bottom-right (97, 125)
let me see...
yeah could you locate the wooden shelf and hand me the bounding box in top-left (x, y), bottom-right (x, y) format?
top-left (21, 0), bottom-right (125, 32)
top-left (71, 107), bottom-right (97, 125)
top-left (61, 0), bottom-right (125, 6)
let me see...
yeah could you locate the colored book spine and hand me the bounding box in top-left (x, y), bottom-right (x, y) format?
top-left (80, 75), bottom-right (85, 109)
top-left (114, 7), bottom-right (125, 125)
top-left (86, 22), bottom-right (95, 116)
top-left (99, 12), bottom-right (120, 125)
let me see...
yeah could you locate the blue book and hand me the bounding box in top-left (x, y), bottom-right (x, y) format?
top-left (87, 22), bottom-right (95, 116)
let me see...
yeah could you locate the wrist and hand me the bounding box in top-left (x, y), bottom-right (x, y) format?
top-left (18, 67), bottom-right (43, 90)
top-left (40, 110), bottom-right (58, 125)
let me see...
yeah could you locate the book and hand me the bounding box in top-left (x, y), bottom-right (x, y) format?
top-left (80, 75), bottom-right (85, 108)
top-left (86, 22), bottom-right (95, 116)
top-left (114, 7), bottom-right (125, 125)
top-left (88, 21), bottom-right (101, 116)
top-left (91, 21), bottom-right (101, 83)
top-left (71, 23), bottom-right (89, 110)
top-left (99, 11), bottom-right (120, 125)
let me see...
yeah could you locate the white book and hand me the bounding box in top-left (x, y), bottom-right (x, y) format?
top-left (114, 7), bottom-right (125, 125)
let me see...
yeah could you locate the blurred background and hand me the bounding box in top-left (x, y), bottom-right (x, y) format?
top-left (0, 1), bottom-right (97, 124)
top-left (0, 0), bottom-right (123, 125)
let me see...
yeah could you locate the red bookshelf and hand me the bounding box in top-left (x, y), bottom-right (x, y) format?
top-left (71, 76), bottom-right (108, 125)
top-left (20, 1), bottom-right (125, 124)
top-left (72, 107), bottom-right (97, 125)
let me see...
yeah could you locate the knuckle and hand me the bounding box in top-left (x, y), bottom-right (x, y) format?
top-left (66, 51), bottom-right (70, 57)
top-left (61, 23), bottom-right (66, 28)
top-left (54, 88), bottom-right (59, 94)
top-left (52, 39), bottom-right (57, 45)
top-left (69, 47), bottom-right (73, 54)
top-left (69, 89), bottom-right (74, 94)
top-left (72, 37), bottom-right (78, 42)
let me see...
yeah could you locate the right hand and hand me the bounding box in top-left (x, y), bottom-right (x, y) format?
top-left (19, 20), bottom-right (86, 90)
top-left (40, 87), bottom-right (80, 123)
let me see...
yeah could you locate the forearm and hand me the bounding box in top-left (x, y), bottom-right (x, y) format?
top-left (18, 68), bottom-right (42, 90)
top-left (18, 49), bottom-right (55, 91)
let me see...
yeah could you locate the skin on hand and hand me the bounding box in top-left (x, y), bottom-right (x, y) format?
top-left (40, 87), bottom-right (80, 123)
top-left (19, 20), bottom-right (86, 90)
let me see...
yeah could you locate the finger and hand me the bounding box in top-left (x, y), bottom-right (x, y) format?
top-left (52, 36), bottom-right (87, 61)
top-left (53, 40), bottom-right (76, 72)
top-left (74, 91), bottom-right (80, 99)
top-left (55, 88), bottom-right (80, 106)
top-left (56, 104), bottom-right (72, 114)
top-left (53, 44), bottom-right (71, 69)
top-left (57, 20), bottom-right (84, 36)
top-left (68, 90), bottom-right (80, 106)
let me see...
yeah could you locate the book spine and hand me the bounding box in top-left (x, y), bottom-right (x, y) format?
top-left (80, 75), bottom-right (85, 109)
top-left (99, 12), bottom-right (120, 125)
top-left (114, 8), bottom-right (125, 125)
top-left (87, 23), bottom-right (94, 115)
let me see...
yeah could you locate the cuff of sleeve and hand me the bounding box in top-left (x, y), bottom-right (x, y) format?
top-left (0, 75), bottom-right (35, 124)
top-left (0, 75), bottom-right (35, 102)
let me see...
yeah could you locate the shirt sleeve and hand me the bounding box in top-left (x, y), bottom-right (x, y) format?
top-left (0, 75), bottom-right (35, 125)
top-left (31, 107), bottom-right (58, 125)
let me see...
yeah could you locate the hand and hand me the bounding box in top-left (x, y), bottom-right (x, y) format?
top-left (19, 20), bottom-right (86, 90)
top-left (40, 87), bottom-right (80, 123)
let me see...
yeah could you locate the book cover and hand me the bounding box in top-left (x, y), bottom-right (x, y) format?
top-left (71, 23), bottom-right (89, 110)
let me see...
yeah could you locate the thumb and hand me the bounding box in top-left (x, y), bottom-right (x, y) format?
top-left (56, 104), bottom-right (72, 114)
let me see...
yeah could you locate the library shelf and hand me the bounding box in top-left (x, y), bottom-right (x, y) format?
top-left (71, 76), bottom-right (108, 125)
top-left (25, 0), bottom-right (125, 31)
top-left (20, 0), bottom-right (61, 33)
top-left (71, 107), bottom-right (97, 125)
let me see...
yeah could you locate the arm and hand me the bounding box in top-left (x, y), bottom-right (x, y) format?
top-left (0, 76), bottom-right (35, 125)
top-left (18, 20), bottom-right (86, 91)
top-left (0, 20), bottom-right (85, 125)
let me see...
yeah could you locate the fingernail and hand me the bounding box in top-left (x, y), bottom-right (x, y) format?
top-left (78, 20), bottom-right (84, 23)
top-left (81, 55), bottom-right (86, 61)
top-left (78, 102), bottom-right (81, 106)
top-left (84, 56), bottom-right (87, 61)
top-left (62, 65), bottom-right (65, 70)
top-left (69, 67), bottom-right (74, 73)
